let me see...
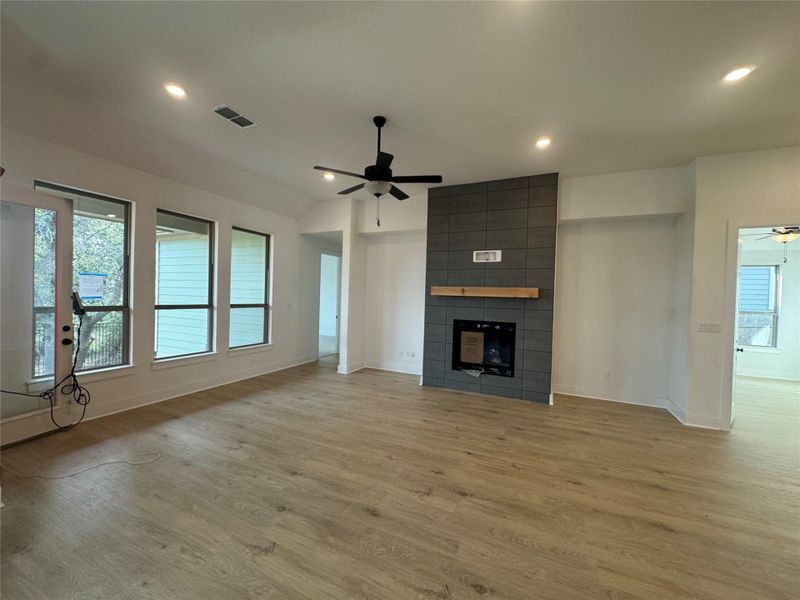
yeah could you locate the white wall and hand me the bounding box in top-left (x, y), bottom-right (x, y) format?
top-left (552, 218), bottom-right (678, 407)
top-left (736, 242), bottom-right (800, 381)
top-left (357, 195), bottom-right (427, 233)
top-left (555, 166), bottom-right (696, 415)
top-left (560, 166), bottom-right (691, 222)
top-left (1, 129), bottom-right (320, 444)
top-left (364, 231), bottom-right (426, 375)
top-left (667, 191), bottom-right (696, 421)
top-left (687, 146), bottom-right (800, 428)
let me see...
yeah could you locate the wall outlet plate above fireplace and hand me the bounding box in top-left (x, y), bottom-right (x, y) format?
top-left (473, 250), bottom-right (502, 263)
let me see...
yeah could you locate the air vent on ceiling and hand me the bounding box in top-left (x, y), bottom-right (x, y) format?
top-left (213, 105), bottom-right (258, 129)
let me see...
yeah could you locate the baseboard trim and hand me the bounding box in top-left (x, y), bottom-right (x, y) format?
top-left (736, 373), bottom-right (800, 383)
top-left (553, 386), bottom-right (724, 430)
top-left (682, 413), bottom-right (724, 430)
top-left (552, 384), bottom-right (667, 409)
top-left (363, 361), bottom-right (422, 376)
top-left (337, 361), bottom-right (365, 375)
top-left (1, 354), bottom-right (319, 446)
top-left (666, 398), bottom-right (687, 424)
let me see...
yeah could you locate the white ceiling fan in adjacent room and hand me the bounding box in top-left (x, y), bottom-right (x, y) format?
top-left (740, 226), bottom-right (800, 263)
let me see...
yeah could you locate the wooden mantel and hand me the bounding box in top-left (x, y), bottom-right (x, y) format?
top-left (430, 286), bottom-right (539, 299)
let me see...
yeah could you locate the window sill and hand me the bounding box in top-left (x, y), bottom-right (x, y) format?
top-left (741, 346), bottom-right (782, 354)
top-left (25, 364), bottom-right (137, 391)
top-left (151, 352), bottom-right (218, 371)
top-left (75, 364), bottom-right (138, 383)
top-left (26, 378), bottom-right (56, 393)
top-left (227, 343), bottom-right (272, 357)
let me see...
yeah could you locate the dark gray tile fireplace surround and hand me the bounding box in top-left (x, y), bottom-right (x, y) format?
top-left (423, 173), bottom-right (558, 403)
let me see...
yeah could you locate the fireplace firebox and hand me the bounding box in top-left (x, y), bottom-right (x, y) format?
top-left (452, 320), bottom-right (516, 377)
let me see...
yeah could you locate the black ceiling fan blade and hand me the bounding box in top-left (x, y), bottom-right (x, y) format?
top-left (388, 185), bottom-right (409, 200)
top-left (313, 166), bottom-right (366, 179)
top-left (391, 175), bottom-right (443, 184)
top-left (338, 183), bottom-right (365, 195)
top-left (375, 152), bottom-right (394, 170)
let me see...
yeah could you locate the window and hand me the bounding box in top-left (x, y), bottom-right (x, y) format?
top-left (737, 265), bottom-right (780, 347)
top-left (230, 227), bottom-right (270, 348)
top-left (155, 210), bottom-right (214, 359)
top-left (34, 182), bottom-right (132, 375)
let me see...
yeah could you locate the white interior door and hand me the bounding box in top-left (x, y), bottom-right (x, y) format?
top-left (1, 184), bottom-right (73, 425)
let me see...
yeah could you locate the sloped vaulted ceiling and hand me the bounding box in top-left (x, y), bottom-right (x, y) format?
top-left (2, 1), bottom-right (798, 218)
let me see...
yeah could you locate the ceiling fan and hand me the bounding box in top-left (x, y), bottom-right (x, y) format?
top-left (740, 225), bottom-right (799, 263)
top-left (314, 116), bottom-right (442, 202)
top-left (740, 226), bottom-right (800, 242)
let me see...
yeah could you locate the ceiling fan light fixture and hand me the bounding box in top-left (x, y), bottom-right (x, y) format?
top-left (323, 172), bottom-right (336, 181)
top-left (772, 232), bottom-right (800, 244)
top-left (365, 181), bottom-right (392, 196)
top-left (535, 137), bottom-right (552, 149)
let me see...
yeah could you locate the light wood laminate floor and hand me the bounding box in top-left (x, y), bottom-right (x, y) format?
top-left (1, 362), bottom-right (798, 600)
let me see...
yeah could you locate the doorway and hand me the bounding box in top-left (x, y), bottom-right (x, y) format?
top-left (0, 185), bottom-right (72, 425)
top-left (730, 225), bottom-right (800, 431)
top-left (318, 253), bottom-right (341, 358)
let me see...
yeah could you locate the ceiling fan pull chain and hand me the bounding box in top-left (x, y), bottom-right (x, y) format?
top-left (376, 196), bottom-right (381, 227)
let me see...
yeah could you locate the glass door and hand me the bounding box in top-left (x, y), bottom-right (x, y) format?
top-left (1, 184), bottom-right (72, 421)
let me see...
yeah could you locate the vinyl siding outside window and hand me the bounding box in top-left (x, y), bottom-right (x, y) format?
top-left (230, 227), bottom-right (270, 348)
top-left (737, 265), bottom-right (780, 348)
top-left (155, 210), bottom-right (214, 359)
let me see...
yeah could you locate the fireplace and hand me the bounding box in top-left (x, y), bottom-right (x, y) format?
top-left (452, 320), bottom-right (516, 377)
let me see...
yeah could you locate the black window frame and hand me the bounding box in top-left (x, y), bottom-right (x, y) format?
top-left (154, 209), bottom-right (215, 360)
top-left (33, 180), bottom-right (132, 376)
top-left (229, 226), bottom-right (271, 349)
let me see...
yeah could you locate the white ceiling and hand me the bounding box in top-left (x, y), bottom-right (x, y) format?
top-left (2, 1), bottom-right (798, 218)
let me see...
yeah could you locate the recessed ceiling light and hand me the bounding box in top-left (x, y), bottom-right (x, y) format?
top-left (323, 172), bottom-right (336, 181)
top-left (164, 83), bottom-right (187, 98)
top-left (535, 137), bottom-right (551, 149)
top-left (106, 213), bottom-right (117, 218)
top-left (723, 65), bottom-right (755, 83)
